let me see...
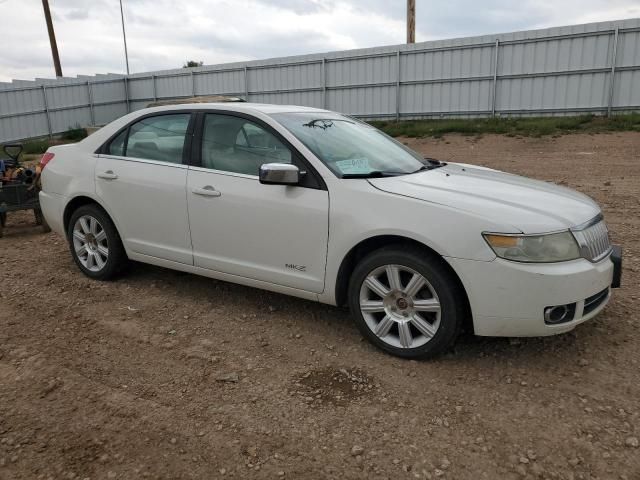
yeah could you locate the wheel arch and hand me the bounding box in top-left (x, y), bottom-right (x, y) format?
top-left (334, 234), bottom-right (474, 333)
top-left (63, 195), bottom-right (121, 240)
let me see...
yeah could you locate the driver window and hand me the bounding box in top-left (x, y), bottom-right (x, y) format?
top-left (201, 114), bottom-right (292, 176)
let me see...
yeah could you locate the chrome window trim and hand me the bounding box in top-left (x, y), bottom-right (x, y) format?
top-left (188, 165), bottom-right (258, 180)
top-left (97, 154), bottom-right (189, 170)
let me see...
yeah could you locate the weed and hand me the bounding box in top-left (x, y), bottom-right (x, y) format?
top-left (21, 139), bottom-right (50, 155)
top-left (371, 113), bottom-right (640, 138)
top-left (61, 125), bottom-right (87, 141)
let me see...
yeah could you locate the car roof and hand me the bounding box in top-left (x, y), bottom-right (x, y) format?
top-left (140, 102), bottom-right (333, 116)
top-left (78, 102), bottom-right (340, 152)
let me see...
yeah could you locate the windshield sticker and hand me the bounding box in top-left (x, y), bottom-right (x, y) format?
top-left (335, 158), bottom-right (371, 174)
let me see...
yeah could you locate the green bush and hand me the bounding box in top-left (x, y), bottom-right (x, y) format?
top-left (372, 113), bottom-right (640, 138)
top-left (61, 125), bottom-right (88, 141)
top-left (21, 139), bottom-right (50, 155)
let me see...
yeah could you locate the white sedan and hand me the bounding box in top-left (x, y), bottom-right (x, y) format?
top-left (39, 103), bottom-right (622, 358)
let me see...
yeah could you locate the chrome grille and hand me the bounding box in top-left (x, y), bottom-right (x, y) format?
top-left (572, 217), bottom-right (612, 262)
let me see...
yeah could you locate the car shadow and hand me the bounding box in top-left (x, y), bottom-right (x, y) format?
top-left (122, 260), bottom-right (352, 330)
top-left (119, 260), bottom-right (612, 369)
top-left (0, 223), bottom-right (47, 239)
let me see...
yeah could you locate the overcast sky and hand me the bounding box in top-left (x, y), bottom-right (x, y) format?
top-left (1, 0), bottom-right (639, 82)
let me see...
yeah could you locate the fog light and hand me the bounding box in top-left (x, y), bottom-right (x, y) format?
top-left (544, 303), bottom-right (576, 325)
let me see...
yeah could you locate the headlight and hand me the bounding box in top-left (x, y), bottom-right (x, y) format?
top-left (483, 231), bottom-right (581, 263)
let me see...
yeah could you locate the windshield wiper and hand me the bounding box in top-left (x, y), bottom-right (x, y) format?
top-left (409, 158), bottom-right (447, 174)
top-left (341, 170), bottom-right (407, 178)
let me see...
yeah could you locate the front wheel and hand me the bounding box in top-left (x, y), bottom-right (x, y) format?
top-left (348, 247), bottom-right (465, 359)
top-left (67, 204), bottom-right (127, 280)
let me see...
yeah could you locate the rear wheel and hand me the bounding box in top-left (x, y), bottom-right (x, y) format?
top-left (67, 204), bottom-right (126, 280)
top-left (348, 246), bottom-right (465, 359)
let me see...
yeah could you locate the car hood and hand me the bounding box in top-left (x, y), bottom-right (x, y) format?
top-left (368, 163), bottom-right (600, 234)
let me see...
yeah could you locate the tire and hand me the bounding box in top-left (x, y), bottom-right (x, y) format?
top-left (348, 246), bottom-right (465, 359)
top-left (0, 212), bottom-right (6, 228)
top-left (67, 204), bottom-right (127, 280)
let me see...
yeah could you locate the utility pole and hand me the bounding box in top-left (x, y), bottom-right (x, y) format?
top-left (120, 0), bottom-right (130, 75)
top-left (42, 0), bottom-right (63, 77)
top-left (407, 0), bottom-right (416, 44)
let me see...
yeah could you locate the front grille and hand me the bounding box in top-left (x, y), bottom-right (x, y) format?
top-left (583, 288), bottom-right (609, 316)
top-left (572, 218), bottom-right (612, 262)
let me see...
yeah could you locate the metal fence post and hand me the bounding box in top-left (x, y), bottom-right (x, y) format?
top-left (322, 57), bottom-right (327, 109)
top-left (395, 50), bottom-right (401, 121)
top-left (191, 71), bottom-right (196, 97)
top-left (152, 74), bottom-right (157, 101)
top-left (123, 77), bottom-right (130, 113)
top-left (491, 39), bottom-right (500, 116)
top-left (607, 27), bottom-right (620, 117)
top-left (42, 85), bottom-right (53, 138)
top-left (87, 81), bottom-right (95, 126)
top-left (244, 66), bottom-right (249, 101)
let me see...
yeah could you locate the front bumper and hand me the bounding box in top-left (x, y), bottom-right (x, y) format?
top-left (447, 249), bottom-right (620, 337)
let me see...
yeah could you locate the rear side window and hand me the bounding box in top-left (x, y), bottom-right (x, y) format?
top-left (108, 114), bottom-right (190, 164)
top-left (107, 129), bottom-right (127, 156)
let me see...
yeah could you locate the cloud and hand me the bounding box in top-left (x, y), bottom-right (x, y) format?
top-left (65, 9), bottom-right (90, 20)
top-left (0, 0), bottom-right (638, 82)
top-left (253, 0), bottom-right (336, 15)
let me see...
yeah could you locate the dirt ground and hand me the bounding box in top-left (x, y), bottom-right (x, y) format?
top-left (1, 132), bottom-right (639, 480)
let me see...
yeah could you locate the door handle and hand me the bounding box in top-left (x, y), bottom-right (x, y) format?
top-left (97, 170), bottom-right (118, 180)
top-left (192, 185), bottom-right (222, 197)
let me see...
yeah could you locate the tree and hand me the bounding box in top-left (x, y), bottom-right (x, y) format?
top-left (183, 60), bottom-right (203, 68)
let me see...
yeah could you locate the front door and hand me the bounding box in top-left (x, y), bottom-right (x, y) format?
top-left (96, 112), bottom-right (193, 265)
top-left (187, 112), bottom-right (329, 293)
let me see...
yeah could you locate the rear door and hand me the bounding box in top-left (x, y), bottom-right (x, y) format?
top-left (96, 112), bottom-right (194, 265)
top-left (186, 112), bottom-right (329, 293)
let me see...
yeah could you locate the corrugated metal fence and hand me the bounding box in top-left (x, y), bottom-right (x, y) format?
top-left (1, 18), bottom-right (640, 143)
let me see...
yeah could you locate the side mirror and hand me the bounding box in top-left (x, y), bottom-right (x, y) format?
top-left (259, 163), bottom-right (300, 185)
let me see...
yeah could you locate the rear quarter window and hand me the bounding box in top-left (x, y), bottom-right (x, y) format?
top-left (107, 129), bottom-right (127, 156)
top-left (105, 113), bottom-right (191, 164)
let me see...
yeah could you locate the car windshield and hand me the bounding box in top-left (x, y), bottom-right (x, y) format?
top-left (270, 112), bottom-right (427, 178)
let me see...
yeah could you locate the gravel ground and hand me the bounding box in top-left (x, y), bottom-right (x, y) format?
top-left (0, 132), bottom-right (639, 480)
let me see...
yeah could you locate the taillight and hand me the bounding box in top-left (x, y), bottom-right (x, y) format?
top-left (40, 152), bottom-right (55, 169)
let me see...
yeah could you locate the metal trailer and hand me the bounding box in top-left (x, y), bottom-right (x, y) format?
top-left (0, 144), bottom-right (50, 238)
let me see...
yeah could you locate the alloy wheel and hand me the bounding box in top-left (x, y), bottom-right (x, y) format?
top-left (359, 264), bottom-right (441, 349)
top-left (72, 215), bottom-right (109, 272)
